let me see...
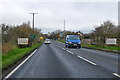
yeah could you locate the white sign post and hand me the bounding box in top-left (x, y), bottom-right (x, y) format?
top-left (106, 38), bottom-right (117, 45)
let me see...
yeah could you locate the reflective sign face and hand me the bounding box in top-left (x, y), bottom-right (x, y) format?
top-left (18, 38), bottom-right (28, 44)
top-left (106, 38), bottom-right (117, 44)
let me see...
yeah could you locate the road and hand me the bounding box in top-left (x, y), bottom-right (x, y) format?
top-left (6, 40), bottom-right (119, 78)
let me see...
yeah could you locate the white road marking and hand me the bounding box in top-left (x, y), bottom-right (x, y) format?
top-left (62, 48), bottom-right (66, 50)
top-left (66, 50), bottom-right (74, 54)
top-left (113, 73), bottom-right (120, 78)
top-left (4, 49), bottom-right (37, 79)
top-left (77, 56), bottom-right (97, 65)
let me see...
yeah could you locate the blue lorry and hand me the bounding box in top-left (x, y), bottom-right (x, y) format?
top-left (65, 35), bottom-right (81, 48)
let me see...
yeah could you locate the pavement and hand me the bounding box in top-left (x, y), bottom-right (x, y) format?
top-left (5, 40), bottom-right (120, 78)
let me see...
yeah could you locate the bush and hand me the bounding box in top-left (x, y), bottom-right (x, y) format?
top-left (2, 43), bottom-right (16, 54)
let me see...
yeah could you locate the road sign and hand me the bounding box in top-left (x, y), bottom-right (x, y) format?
top-left (106, 38), bottom-right (117, 45)
top-left (30, 35), bottom-right (36, 39)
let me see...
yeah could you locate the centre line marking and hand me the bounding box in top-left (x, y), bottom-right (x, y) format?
top-left (66, 50), bottom-right (74, 54)
top-left (113, 73), bottom-right (120, 78)
top-left (62, 48), bottom-right (65, 50)
top-left (4, 49), bottom-right (37, 79)
top-left (77, 56), bottom-right (97, 66)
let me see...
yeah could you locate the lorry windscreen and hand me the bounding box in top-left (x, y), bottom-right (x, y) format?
top-left (69, 36), bottom-right (80, 40)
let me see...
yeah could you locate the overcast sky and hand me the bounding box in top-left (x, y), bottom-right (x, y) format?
top-left (0, 0), bottom-right (118, 34)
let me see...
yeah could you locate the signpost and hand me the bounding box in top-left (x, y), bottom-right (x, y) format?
top-left (106, 38), bottom-right (117, 45)
top-left (30, 35), bottom-right (36, 39)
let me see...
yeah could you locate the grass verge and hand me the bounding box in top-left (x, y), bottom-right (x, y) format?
top-left (57, 39), bottom-right (119, 52)
top-left (82, 44), bottom-right (119, 51)
top-left (57, 39), bottom-right (65, 43)
top-left (2, 41), bottom-right (43, 70)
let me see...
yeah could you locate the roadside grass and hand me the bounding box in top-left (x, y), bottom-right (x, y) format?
top-left (57, 39), bottom-right (65, 43)
top-left (2, 41), bottom-right (43, 70)
top-left (2, 43), bottom-right (16, 53)
top-left (57, 39), bottom-right (119, 51)
top-left (82, 44), bottom-right (119, 51)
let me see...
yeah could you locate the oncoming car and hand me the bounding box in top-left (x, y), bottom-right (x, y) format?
top-left (65, 35), bottom-right (81, 48)
top-left (44, 39), bottom-right (50, 44)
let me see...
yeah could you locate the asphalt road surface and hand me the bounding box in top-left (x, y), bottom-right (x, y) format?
top-left (7, 40), bottom-right (119, 78)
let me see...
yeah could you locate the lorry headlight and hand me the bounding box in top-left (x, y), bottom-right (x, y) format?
top-left (78, 42), bottom-right (81, 44)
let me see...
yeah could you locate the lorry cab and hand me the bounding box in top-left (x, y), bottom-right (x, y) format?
top-left (65, 35), bottom-right (81, 48)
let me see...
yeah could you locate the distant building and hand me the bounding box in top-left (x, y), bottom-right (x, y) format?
top-left (47, 32), bottom-right (51, 37)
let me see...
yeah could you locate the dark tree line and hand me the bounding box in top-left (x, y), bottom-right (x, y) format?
top-left (1, 21), bottom-right (41, 44)
top-left (84, 20), bottom-right (118, 45)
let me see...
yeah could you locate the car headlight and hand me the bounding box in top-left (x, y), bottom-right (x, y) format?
top-left (68, 42), bottom-right (72, 44)
top-left (78, 42), bottom-right (81, 44)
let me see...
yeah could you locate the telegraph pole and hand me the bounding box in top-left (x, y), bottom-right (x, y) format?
top-left (64, 20), bottom-right (65, 32)
top-left (64, 20), bottom-right (65, 39)
top-left (30, 12), bottom-right (38, 29)
top-left (30, 12), bottom-right (38, 39)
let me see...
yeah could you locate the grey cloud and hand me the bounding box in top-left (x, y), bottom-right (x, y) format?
top-left (0, 1), bottom-right (117, 33)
